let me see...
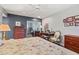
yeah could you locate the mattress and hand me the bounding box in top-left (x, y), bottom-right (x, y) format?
top-left (0, 37), bottom-right (78, 55)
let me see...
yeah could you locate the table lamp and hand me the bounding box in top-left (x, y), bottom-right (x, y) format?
top-left (0, 24), bottom-right (10, 40)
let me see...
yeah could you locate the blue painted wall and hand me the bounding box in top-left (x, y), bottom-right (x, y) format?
top-left (0, 12), bottom-right (2, 40)
top-left (0, 18), bottom-right (2, 40)
top-left (3, 14), bottom-right (41, 39)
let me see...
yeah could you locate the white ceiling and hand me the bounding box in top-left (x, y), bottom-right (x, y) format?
top-left (0, 4), bottom-right (75, 19)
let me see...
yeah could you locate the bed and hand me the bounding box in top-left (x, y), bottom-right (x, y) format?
top-left (0, 37), bottom-right (77, 55)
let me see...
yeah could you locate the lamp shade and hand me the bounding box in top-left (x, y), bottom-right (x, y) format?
top-left (0, 24), bottom-right (10, 31)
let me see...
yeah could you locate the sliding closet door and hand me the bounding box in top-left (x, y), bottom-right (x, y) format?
top-left (27, 21), bottom-right (41, 36)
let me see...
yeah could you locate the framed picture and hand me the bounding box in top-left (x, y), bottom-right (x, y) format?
top-left (64, 23), bottom-right (70, 27)
top-left (75, 15), bottom-right (79, 19)
top-left (75, 15), bottom-right (79, 26)
top-left (63, 16), bottom-right (75, 27)
top-left (75, 19), bottom-right (79, 26)
top-left (15, 21), bottom-right (21, 26)
top-left (75, 22), bottom-right (79, 26)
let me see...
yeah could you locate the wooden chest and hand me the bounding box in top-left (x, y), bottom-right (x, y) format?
top-left (64, 35), bottom-right (79, 53)
top-left (13, 26), bottom-right (26, 39)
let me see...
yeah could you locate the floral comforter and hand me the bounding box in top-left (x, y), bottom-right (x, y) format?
top-left (0, 37), bottom-right (77, 55)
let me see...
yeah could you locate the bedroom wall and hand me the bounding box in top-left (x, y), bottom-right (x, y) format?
top-left (3, 14), bottom-right (41, 39)
top-left (0, 9), bottom-right (6, 40)
top-left (42, 5), bottom-right (79, 46)
top-left (0, 10), bottom-right (2, 40)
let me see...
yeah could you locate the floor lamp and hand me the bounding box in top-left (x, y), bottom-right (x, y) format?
top-left (0, 24), bottom-right (10, 40)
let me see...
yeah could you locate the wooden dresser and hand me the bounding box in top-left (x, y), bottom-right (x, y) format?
top-left (13, 26), bottom-right (26, 39)
top-left (64, 35), bottom-right (79, 53)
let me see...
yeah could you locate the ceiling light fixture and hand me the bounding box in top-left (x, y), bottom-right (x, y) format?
top-left (30, 4), bottom-right (40, 9)
top-left (35, 5), bottom-right (40, 9)
top-left (35, 5), bottom-right (41, 19)
top-left (29, 4), bottom-right (41, 19)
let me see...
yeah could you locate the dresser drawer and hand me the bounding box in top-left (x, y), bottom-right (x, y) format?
top-left (65, 38), bottom-right (79, 45)
top-left (65, 44), bottom-right (79, 53)
top-left (65, 41), bottom-right (79, 48)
